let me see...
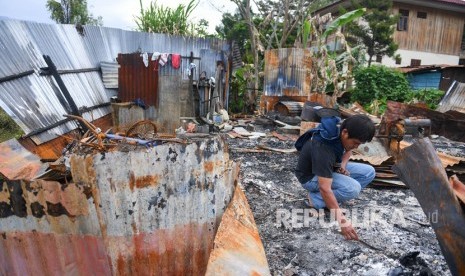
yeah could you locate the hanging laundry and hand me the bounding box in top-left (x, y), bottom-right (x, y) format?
top-left (141, 52), bottom-right (149, 67)
top-left (159, 53), bottom-right (169, 66)
top-left (151, 52), bottom-right (161, 61)
top-left (187, 63), bottom-right (197, 77)
top-left (171, 54), bottom-right (181, 69)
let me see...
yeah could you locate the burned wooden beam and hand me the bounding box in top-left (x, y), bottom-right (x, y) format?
top-left (393, 138), bottom-right (465, 275)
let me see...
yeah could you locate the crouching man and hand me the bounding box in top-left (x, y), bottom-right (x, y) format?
top-left (295, 114), bottom-right (376, 240)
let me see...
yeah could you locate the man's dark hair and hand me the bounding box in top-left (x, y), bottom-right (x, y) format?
top-left (340, 114), bottom-right (375, 143)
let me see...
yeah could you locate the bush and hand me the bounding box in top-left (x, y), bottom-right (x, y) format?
top-left (0, 108), bottom-right (23, 142)
top-left (351, 65), bottom-right (411, 114)
top-left (406, 88), bottom-right (444, 109)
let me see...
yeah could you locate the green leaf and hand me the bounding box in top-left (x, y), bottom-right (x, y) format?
top-left (302, 20), bottom-right (311, 47)
top-left (322, 8), bottom-right (365, 40)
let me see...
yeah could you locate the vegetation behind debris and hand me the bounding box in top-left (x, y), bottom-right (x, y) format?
top-left (407, 88), bottom-right (444, 110)
top-left (0, 108), bottom-right (23, 143)
top-left (350, 65), bottom-right (444, 114)
top-left (351, 65), bottom-right (412, 114)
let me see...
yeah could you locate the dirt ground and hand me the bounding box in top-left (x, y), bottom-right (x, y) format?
top-left (224, 119), bottom-right (451, 276)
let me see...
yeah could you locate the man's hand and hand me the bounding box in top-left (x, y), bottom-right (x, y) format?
top-left (336, 167), bottom-right (350, 176)
top-left (340, 220), bottom-right (359, 240)
top-left (318, 177), bottom-right (359, 240)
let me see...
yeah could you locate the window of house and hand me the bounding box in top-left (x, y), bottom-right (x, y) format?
top-left (395, 57), bottom-right (402, 65)
top-left (397, 9), bottom-right (409, 31)
top-left (417, 12), bottom-right (427, 19)
top-left (410, 59), bottom-right (421, 67)
top-left (376, 55), bottom-right (382, 63)
top-left (459, 59), bottom-right (465, 66)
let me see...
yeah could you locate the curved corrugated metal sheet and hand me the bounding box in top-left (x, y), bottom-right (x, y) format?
top-left (0, 136), bottom-right (270, 275)
top-left (263, 48), bottom-right (312, 97)
top-left (0, 19), bottom-right (229, 144)
top-left (437, 81), bottom-right (465, 113)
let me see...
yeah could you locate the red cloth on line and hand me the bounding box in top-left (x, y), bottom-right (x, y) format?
top-left (171, 54), bottom-right (181, 69)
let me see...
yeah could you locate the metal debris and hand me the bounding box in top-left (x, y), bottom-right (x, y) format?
top-left (393, 138), bottom-right (465, 275)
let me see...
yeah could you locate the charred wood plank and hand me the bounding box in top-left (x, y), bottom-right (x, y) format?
top-left (393, 138), bottom-right (465, 275)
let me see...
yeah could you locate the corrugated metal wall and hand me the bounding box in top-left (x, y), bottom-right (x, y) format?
top-left (0, 19), bottom-right (230, 144)
top-left (263, 48), bottom-right (312, 97)
top-left (118, 53), bottom-right (159, 106)
top-left (407, 72), bottom-right (441, 89)
top-left (0, 136), bottom-right (238, 275)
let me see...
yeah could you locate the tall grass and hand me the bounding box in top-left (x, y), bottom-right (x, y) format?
top-left (134, 0), bottom-right (198, 36)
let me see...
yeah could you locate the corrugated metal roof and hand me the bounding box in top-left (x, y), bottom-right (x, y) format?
top-left (0, 19), bottom-right (229, 144)
top-left (437, 81), bottom-right (465, 113)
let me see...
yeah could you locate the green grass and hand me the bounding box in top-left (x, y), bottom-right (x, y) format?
top-left (0, 108), bottom-right (24, 142)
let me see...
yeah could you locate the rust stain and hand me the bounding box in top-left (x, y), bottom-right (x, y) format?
top-left (129, 173), bottom-right (160, 190)
top-left (204, 161), bottom-right (214, 173)
top-left (113, 222), bottom-right (215, 275)
top-left (0, 231), bottom-right (111, 275)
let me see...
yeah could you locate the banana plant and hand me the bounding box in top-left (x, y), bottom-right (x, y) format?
top-left (301, 8), bottom-right (365, 103)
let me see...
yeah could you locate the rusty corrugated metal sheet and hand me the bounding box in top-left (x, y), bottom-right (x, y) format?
top-left (393, 138), bottom-right (465, 275)
top-left (205, 185), bottom-right (270, 276)
top-left (382, 101), bottom-right (465, 142)
top-left (1, 136), bottom-right (269, 275)
top-left (0, 139), bottom-right (46, 180)
top-left (118, 53), bottom-right (159, 106)
top-left (263, 48), bottom-right (312, 97)
top-left (274, 101), bottom-right (304, 116)
top-left (437, 81), bottom-right (465, 113)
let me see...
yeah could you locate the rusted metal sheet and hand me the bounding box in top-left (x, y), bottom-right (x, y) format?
top-left (263, 48), bottom-right (312, 97)
top-left (118, 53), bottom-right (159, 106)
top-left (393, 138), bottom-right (465, 275)
top-left (205, 185), bottom-right (270, 276)
top-left (18, 114), bottom-right (114, 161)
top-left (0, 139), bottom-right (46, 180)
top-left (274, 101), bottom-right (304, 116)
top-left (1, 136), bottom-right (268, 275)
top-left (382, 101), bottom-right (465, 142)
top-left (399, 140), bottom-right (465, 168)
top-left (351, 138), bottom-right (392, 166)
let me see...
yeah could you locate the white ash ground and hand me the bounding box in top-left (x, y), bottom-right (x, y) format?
top-left (225, 130), bottom-right (451, 276)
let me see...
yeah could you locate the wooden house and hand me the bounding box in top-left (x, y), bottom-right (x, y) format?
top-left (314, 0), bottom-right (465, 67)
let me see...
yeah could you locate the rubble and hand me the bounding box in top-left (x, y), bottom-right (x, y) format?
top-left (225, 119), bottom-right (455, 275)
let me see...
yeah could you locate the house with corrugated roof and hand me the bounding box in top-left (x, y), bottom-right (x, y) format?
top-left (314, 0), bottom-right (465, 67)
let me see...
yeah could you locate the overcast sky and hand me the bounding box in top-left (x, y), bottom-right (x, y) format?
top-left (0, 0), bottom-right (237, 33)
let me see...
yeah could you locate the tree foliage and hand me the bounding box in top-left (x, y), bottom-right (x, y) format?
top-left (46, 0), bottom-right (103, 26)
top-left (345, 0), bottom-right (398, 66)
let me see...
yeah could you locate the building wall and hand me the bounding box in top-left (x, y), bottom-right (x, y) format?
top-left (379, 49), bottom-right (459, 67)
top-left (393, 3), bottom-right (465, 56)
